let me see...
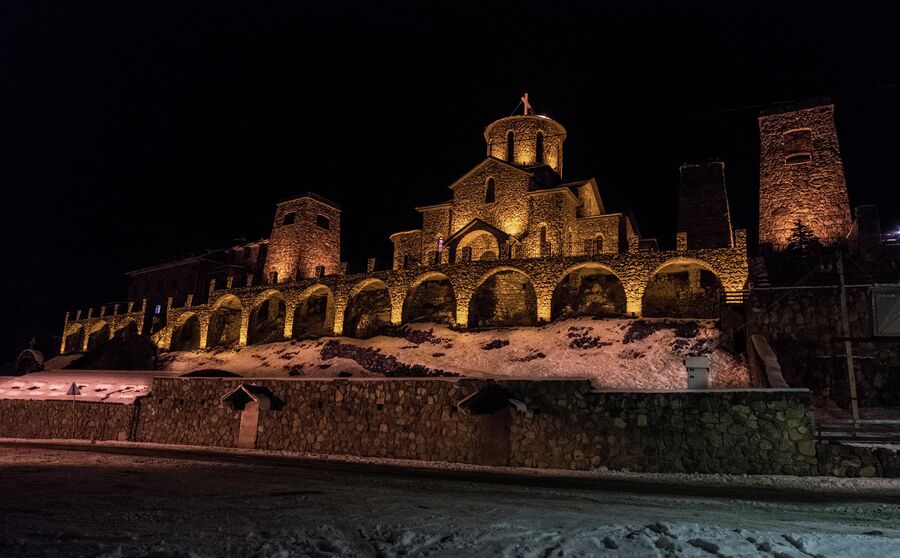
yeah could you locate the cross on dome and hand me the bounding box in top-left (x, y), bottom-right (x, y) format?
top-left (521, 92), bottom-right (532, 115)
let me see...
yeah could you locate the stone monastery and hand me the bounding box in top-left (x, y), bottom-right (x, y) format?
top-left (59, 97), bottom-right (858, 357)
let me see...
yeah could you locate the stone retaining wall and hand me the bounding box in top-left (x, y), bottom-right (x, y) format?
top-left (135, 378), bottom-right (818, 475)
top-left (748, 286), bottom-right (900, 407)
top-left (0, 399), bottom-right (132, 441)
top-left (5, 378), bottom-right (895, 477)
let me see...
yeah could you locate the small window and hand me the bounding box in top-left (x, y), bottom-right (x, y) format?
top-left (282, 212), bottom-right (296, 226)
top-left (506, 130), bottom-right (515, 162)
top-left (784, 129), bottom-right (812, 164)
top-left (535, 131), bottom-right (544, 164)
top-left (269, 271), bottom-right (278, 284)
top-left (485, 178), bottom-right (495, 203)
top-left (316, 215), bottom-right (330, 229)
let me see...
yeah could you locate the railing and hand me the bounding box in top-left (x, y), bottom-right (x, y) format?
top-left (722, 291), bottom-right (748, 305)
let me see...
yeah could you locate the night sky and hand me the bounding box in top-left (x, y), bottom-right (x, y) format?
top-left (2, 1), bottom-right (899, 364)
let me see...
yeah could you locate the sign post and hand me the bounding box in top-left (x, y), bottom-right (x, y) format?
top-left (66, 382), bottom-right (81, 439)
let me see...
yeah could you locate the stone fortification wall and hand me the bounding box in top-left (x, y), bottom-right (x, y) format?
top-left (158, 237), bottom-right (748, 346)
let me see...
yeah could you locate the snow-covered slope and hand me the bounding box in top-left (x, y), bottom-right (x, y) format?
top-left (0, 370), bottom-right (182, 403)
top-left (159, 318), bottom-right (752, 390)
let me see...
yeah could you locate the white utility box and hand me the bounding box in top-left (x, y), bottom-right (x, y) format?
top-left (685, 356), bottom-right (711, 390)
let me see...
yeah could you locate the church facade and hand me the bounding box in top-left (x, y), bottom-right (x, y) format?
top-left (59, 99), bottom-right (752, 355)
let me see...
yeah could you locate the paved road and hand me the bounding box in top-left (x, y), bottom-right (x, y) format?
top-left (1, 443), bottom-right (899, 556)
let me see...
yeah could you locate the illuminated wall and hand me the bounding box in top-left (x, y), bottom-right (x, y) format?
top-left (450, 159), bottom-right (531, 237)
top-left (484, 115), bottom-right (566, 176)
top-left (263, 195), bottom-right (341, 283)
top-left (150, 230), bottom-right (748, 349)
top-left (758, 102), bottom-right (852, 247)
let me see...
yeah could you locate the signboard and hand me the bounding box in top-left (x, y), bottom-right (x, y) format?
top-left (66, 382), bottom-right (81, 396)
top-left (872, 286), bottom-right (900, 337)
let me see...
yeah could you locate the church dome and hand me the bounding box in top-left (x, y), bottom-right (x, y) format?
top-left (484, 114), bottom-right (567, 176)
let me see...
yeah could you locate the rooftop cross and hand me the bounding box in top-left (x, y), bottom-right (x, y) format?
top-left (521, 92), bottom-right (531, 115)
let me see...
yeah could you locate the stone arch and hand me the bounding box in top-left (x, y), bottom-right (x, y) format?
top-left (402, 271), bottom-right (457, 325)
top-left (248, 289), bottom-right (286, 345)
top-left (468, 267), bottom-right (537, 328)
top-left (457, 230), bottom-right (500, 262)
top-left (170, 312), bottom-right (201, 351)
top-left (344, 278), bottom-right (392, 338)
top-left (552, 262), bottom-right (627, 319)
top-left (114, 318), bottom-right (138, 340)
top-left (208, 294), bottom-right (243, 348)
top-left (86, 321), bottom-right (110, 351)
top-left (62, 324), bottom-right (85, 354)
top-left (642, 258), bottom-right (724, 318)
top-left (292, 284), bottom-right (335, 338)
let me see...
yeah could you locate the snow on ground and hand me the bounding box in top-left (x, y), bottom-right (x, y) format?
top-left (0, 370), bottom-right (182, 403)
top-left (1, 443), bottom-right (898, 557)
top-left (158, 318), bottom-right (751, 390)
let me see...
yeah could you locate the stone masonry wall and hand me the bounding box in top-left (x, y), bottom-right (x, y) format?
top-left (451, 159), bottom-right (532, 237)
top-left (264, 195), bottom-right (341, 282)
top-left (132, 377), bottom-right (819, 475)
top-left (4, 378), bottom-right (896, 477)
top-left (748, 286), bottom-right (900, 408)
top-left (132, 379), bottom-right (240, 447)
top-left (0, 399), bottom-right (133, 441)
top-left (485, 115), bottom-right (566, 175)
top-left (677, 161), bottom-right (733, 250)
top-left (758, 103), bottom-right (852, 247)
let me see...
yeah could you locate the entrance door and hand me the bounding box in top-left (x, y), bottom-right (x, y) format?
top-left (475, 410), bottom-right (511, 466)
top-left (237, 401), bottom-right (260, 449)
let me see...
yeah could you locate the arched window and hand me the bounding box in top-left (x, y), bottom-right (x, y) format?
top-left (783, 129), bottom-right (812, 164)
top-left (282, 212), bottom-right (296, 226)
top-left (506, 130), bottom-right (515, 162)
top-left (535, 131), bottom-right (544, 164)
top-left (316, 215), bottom-right (330, 229)
top-left (539, 225), bottom-right (549, 256)
top-left (485, 178), bottom-right (495, 203)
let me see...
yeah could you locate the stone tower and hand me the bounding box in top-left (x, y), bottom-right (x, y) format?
top-left (263, 193), bottom-right (341, 283)
top-left (677, 161), bottom-right (734, 249)
top-left (758, 101), bottom-right (851, 247)
top-left (484, 115), bottom-right (567, 176)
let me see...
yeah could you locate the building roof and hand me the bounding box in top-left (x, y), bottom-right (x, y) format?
top-left (759, 97), bottom-right (833, 117)
top-left (482, 114), bottom-right (568, 141)
top-left (277, 191), bottom-right (341, 210)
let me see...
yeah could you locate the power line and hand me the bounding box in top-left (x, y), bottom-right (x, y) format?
top-left (668, 82), bottom-right (900, 121)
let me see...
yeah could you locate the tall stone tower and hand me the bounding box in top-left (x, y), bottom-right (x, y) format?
top-left (677, 160), bottom-right (734, 249)
top-left (263, 193), bottom-right (341, 283)
top-left (758, 101), bottom-right (852, 247)
top-left (484, 115), bottom-right (567, 176)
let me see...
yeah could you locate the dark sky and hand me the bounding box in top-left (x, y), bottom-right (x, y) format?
top-left (2, 1), bottom-right (899, 363)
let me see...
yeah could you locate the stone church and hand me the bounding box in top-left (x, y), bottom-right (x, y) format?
top-left (389, 111), bottom-right (636, 269)
top-left (63, 95), bottom-right (830, 354)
